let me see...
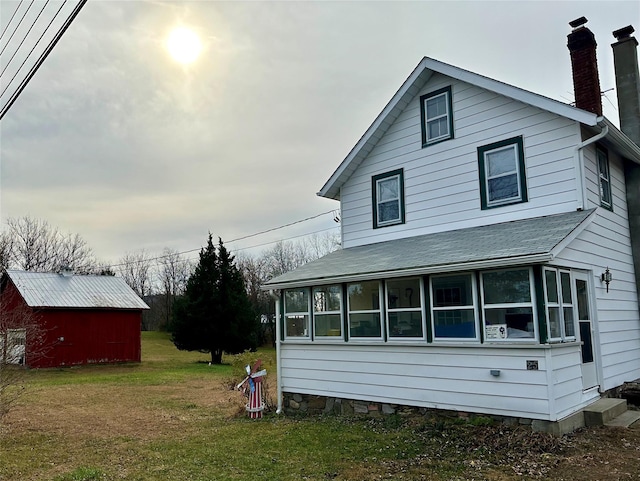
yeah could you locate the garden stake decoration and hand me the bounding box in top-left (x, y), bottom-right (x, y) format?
top-left (237, 360), bottom-right (267, 419)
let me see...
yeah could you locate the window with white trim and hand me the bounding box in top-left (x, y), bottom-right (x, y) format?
top-left (347, 281), bottom-right (382, 339)
top-left (481, 268), bottom-right (536, 340)
top-left (420, 86), bottom-right (453, 146)
top-left (544, 268), bottom-right (576, 342)
top-left (284, 288), bottom-right (310, 338)
top-left (478, 136), bottom-right (527, 209)
top-left (430, 273), bottom-right (478, 340)
top-left (597, 146), bottom-right (612, 210)
top-left (386, 277), bottom-right (424, 339)
top-left (372, 169), bottom-right (405, 229)
top-left (313, 285), bottom-right (343, 338)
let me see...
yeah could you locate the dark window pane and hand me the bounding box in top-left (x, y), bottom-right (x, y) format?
top-left (545, 270), bottom-right (558, 303)
top-left (315, 313), bottom-right (342, 337)
top-left (483, 270), bottom-right (531, 304)
top-left (389, 311), bottom-right (423, 338)
top-left (349, 313), bottom-right (381, 337)
top-left (434, 309), bottom-right (476, 338)
top-left (432, 275), bottom-right (473, 307)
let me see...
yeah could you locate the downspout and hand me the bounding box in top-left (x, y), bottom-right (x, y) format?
top-left (575, 120), bottom-right (608, 209)
top-left (269, 289), bottom-right (284, 414)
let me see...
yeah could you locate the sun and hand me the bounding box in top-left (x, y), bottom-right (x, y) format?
top-left (166, 27), bottom-right (202, 64)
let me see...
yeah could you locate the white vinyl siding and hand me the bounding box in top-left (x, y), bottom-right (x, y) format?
top-left (279, 342), bottom-right (594, 421)
top-left (339, 74), bottom-right (582, 249)
top-left (554, 143), bottom-right (640, 392)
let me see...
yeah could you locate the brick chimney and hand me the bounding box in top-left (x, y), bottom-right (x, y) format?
top-left (567, 17), bottom-right (603, 115)
top-left (612, 25), bottom-right (640, 145)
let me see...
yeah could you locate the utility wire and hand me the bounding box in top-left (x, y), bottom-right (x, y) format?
top-left (0, 0), bottom-right (67, 100)
top-left (105, 210), bottom-right (338, 269)
top-left (0, 0), bottom-right (88, 120)
top-left (0, 0), bottom-right (34, 57)
top-left (0, 0), bottom-right (25, 42)
top-left (0, 0), bottom-right (51, 79)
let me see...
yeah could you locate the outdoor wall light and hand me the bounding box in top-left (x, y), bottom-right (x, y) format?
top-left (601, 267), bottom-right (613, 293)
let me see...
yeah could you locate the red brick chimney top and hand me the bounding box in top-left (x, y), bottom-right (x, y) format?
top-left (567, 17), bottom-right (603, 116)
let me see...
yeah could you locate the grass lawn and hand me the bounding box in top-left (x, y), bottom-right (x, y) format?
top-left (1, 332), bottom-right (639, 481)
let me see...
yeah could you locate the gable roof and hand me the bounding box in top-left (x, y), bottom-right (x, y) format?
top-left (318, 57), bottom-right (640, 200)
top-left (3, 270), bottom-right (149, 309)
top-left (264, 209), bottom-right (595, 289)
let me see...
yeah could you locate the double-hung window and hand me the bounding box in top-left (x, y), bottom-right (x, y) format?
top-left (478, 136), bottom-right (527, 209)
top-left (386, 278), bottom-right (424, 339)
top-left (544, 268), bottom-right (576, 342)
top-left (430, 273), bottom-right (478, 340)
top-left (313, 285), bottom-right (343, 338)
top-left (481, 268), bottom-right (536, 340)
top-left (372, 169), bottom-right (405, 229)
top-left (347, 281), bottom-right (383, 339)
top-left (420, 86), bottom-right (453, 146)
top-left (284, 288), bottom-right (310, 339)
top-left (597, 146), bottom-right (612, 210)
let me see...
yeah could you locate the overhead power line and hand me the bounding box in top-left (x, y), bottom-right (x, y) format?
top-left (105, 210), bottom-right (339, 269)
top-left (0, 0), bottom-right (88, 120)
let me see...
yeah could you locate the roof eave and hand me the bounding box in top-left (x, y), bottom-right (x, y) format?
top-left (599, 117), bottom-right (640, 164)
top-left (263, 252), bottom-right (553, 290)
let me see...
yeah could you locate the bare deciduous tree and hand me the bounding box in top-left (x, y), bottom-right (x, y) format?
top-left (155, 248), bottom-right (192, 330)
top-left (2, 216), bottom-right (98, 273)
top-left (117, 250), bottom-right (153, 298)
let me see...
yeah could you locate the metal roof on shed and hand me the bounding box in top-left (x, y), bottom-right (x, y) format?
top-left (4, 270), bottom-right (149, 309)
top-left (264, 209), bottom-right (596, 289)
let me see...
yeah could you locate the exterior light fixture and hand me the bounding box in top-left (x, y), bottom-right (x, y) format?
top-left (601, 267), bottom-right (612, 292)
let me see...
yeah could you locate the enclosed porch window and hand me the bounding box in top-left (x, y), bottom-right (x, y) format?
top-left (348, 281), bottom-right (383, 339)
top-left (313, 285), bottom-right (343, 338)
top-left (284, 288), bottom-right (310, 339)
top-left (480, 268), bottom-right (536, 341)
top-left (385, 277), bottom-right (424, 339)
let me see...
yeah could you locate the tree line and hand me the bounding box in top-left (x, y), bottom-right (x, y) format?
top-left (0, 215), bottom-right (340, 333)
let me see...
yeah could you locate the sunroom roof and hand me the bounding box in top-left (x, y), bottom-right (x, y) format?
top-left (264, 209), bottom-right (596, 289)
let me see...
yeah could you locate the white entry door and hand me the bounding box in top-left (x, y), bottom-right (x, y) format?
top-left (575, 272), bottom-right (598, 390)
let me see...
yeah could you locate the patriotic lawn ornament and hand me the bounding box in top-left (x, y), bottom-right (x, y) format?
top-left (237, 359), bottom-right (267, 419)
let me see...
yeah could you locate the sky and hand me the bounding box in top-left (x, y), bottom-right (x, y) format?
top-left (0, 0), bottom-right (638, 267)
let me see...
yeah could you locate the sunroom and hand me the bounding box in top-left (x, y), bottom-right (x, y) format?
top-left (265, 209), bottom-right (601, 421)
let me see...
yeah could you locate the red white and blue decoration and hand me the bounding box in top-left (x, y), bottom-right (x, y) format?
top-left (237, 360), bottom-right (267, 419)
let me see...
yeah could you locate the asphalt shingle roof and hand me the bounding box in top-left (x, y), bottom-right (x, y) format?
top-left (265, 210), bottom-right (595, 288)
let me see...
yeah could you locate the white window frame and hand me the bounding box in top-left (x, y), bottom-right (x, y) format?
top-left (347, 281), bottom-right (384, 341)
top-left (543, 268), bottom-right (577, 343)
top-left (480, 267), bottom-right (538, 342)
top-left (312, 285), bottom-right (344, 340)
top-left (385, 277), bottom-right (426, 341)
top-left (283, 288), bottom-right (311, 340)
top-left (483, 144), bottom-right (522, 207)
top-left (597, 146), bottom-right (612, 210)
top-left (373, 169), bottom-right (405, 229)
top-left (424, 90), bottom-right (451, 143)
top-left (430, 273), bottom-right (480, 342)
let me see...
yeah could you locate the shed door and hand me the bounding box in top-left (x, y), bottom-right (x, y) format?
top-left (575, 272), bottom-right (598, 390)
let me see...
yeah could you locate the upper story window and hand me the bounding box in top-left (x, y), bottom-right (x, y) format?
top-left (597, 146), bottom-right (612, 210)
top-left (478, 136), bottom-right (527, 209)
top-left (420, 86), bottom-right (453, 146)
top-left (372, 169), bottom-right (405, 229)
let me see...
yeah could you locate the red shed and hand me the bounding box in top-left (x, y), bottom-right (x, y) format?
top-left (1, 269), bottom-right (148, 368)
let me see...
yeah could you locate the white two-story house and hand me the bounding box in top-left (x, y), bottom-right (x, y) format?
top-left (264, 19), bottom-right (640, 428)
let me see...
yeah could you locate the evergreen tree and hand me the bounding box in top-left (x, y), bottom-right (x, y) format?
top-left (170, 235), bottom-right (259, 364)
